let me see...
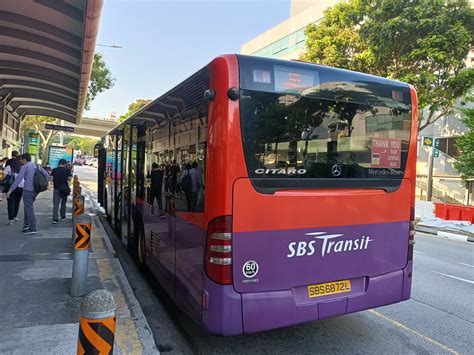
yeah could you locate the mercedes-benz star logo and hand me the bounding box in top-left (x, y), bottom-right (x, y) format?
top-left (331, 164), bottom-right (342, 177)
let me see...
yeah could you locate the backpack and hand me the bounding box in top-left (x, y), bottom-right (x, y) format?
top-left (34, 165), bottom-right (49, 193)
top-left (181, 173), bottom-right (192, 193)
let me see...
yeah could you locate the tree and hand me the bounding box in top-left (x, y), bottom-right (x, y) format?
top-left (85, 52), bottom-right (115, 110)
top-left (21, 115), bottom-right (60, 163)
top-left (119, 99), bottom-right (152, 122)
top-left (302, 0), bottom-right (474, 130)
top-left (67, 137), bottom-right (100, 156)
top-left (454, 105), bottom-right (474, 184)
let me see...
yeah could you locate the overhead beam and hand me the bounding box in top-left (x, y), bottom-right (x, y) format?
top-left (0, 45), bottom-right (80, 73)
top-left (10, 101), bottom-right (77, 116)
top-left (0, 79), bottom-right (76, 99)
top-left (0, 26), bottom-right (81, 59)
top-left (0, 60), bottom-right (79, 86)
top-left (0, 88), bottom-right (77, 109)
top-left (0, 10), bottom-right (82, 45)
top-left (23, 108), bottom-right (76, 123)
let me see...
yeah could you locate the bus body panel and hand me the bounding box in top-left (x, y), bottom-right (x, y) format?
top-left (205, 55), bottom-right (246, 224)
top-left (142, 203), bottom-right (175, 297)
top-left (202, 274), bottom-right (243, 335)
top-left (175, 212), bottom-right (205, 322)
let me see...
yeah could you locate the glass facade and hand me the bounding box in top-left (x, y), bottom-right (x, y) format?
top-left (252, 27), bottom-right (307, 59)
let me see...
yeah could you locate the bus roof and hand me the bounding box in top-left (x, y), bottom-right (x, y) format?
top-left (104, 54), bottom-right (411, 137)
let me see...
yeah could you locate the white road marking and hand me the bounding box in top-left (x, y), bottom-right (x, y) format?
top-left (414, 250), bottom-right (423, 254)
top-left (429, 270), bottom-right (474, 285)
top-left (460, 263), bottom-right (474, 268)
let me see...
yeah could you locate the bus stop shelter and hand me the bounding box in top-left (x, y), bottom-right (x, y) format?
top-left (0, 0), bottom-right (104, 155)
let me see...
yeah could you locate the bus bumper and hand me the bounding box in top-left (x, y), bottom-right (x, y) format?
top-left (202, 262), bottom-right (413, 335)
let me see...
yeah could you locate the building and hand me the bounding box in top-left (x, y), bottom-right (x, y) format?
top-left (241, 0), bottom-right (341, 60)
top-left (106, 112), bottom-right (118, 122)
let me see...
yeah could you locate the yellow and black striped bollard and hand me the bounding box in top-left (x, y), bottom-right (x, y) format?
top-left (71, 214), bottom-right (92, 297)
top-left (71, 195), bottom-right (85, 244)
top-left (78, 289), bottom-right (116, 354)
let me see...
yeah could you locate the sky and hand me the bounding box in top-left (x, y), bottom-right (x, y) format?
top-left (86, 0), bottom-right (292, 119)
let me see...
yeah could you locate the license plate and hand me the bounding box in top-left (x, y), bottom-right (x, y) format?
top-left (307, 280), bottom-right (351, 298)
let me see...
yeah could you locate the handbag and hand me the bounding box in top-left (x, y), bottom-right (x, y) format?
top-left (2, 174), bottom-right (14, 190)
top-left (59, 183), bottom-right (71, 197)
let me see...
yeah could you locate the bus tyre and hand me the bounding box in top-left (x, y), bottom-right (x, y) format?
top-left (137, 226), bottom-right (146, 269)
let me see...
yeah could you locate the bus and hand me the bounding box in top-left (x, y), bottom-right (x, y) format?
top-left (102, 54), bottom-right (418, 336)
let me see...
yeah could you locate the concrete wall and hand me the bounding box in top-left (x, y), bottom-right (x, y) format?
top-left (0, 104), bottom-right (21, 158)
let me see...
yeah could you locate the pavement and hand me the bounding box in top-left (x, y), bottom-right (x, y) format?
top-left (0, 184), bottom-right (158, 354)
top-left (415, 200), bottom-right (474, 243)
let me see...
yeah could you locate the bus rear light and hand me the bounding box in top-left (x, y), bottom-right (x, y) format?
top-left (209, 257), bottom-right (232, 265)
top-left (211, 232), bottom-right (231, 240)
top-left (205, 216), bottom-right (233, 285)
top-left (209, 245), bottom-right (232, 253)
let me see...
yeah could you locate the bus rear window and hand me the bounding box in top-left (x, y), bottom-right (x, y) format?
top-left (239, 89), bottom-right (412, 192)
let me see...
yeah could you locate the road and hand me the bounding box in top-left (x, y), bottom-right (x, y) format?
top-left (75, 166), bottom-right (474, 354)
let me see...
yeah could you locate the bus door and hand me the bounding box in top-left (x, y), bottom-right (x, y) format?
top-left (105, 134), bottom-right (115, 224)
top-left (128, 126), bottom-right (138, 248)
top-left (121, 125), bottom-right (131, 247)
top-left (114, 130), bottom-right (124, 236)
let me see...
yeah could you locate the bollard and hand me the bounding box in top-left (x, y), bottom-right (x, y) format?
top-left (73, 183), bottom-right (81, 198)
top-left (71, 195), bottom-right (86, 245)
top-left (71, 214), bottom-right (92, 297)
top-left (77, 289), bottom-right (116, 354)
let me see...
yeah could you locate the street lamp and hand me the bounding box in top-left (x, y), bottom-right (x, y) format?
top-left (96, 44), bottom-right (122, 48)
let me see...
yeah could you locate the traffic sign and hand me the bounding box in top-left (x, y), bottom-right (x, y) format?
top-left (45, 123), bottom-right (75, 133)
top-left (423, 137), bottom-right (433, 147)
top-left (434, 138), bottom-right (440, 158)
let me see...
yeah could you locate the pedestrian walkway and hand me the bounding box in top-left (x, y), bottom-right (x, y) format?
top-left (0, 188), bottom-right (158, 353)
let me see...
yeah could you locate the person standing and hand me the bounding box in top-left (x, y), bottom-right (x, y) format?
top-left (168, 160), bottom-right (180, 194)
top-left (150, 163), bottom-right (164, 214)
top-left (0, 157), bottom-right (8, 201)
top-left (6, 153), bottom-right (49, 234)
top-left (179, 163), bottom-right (193, 211)
top-left (51, 159), bottom-right (72, 223)
top-left (189, 161), bottom-right (203, 212)
top-left (4, 154), bottom-right (23, 224)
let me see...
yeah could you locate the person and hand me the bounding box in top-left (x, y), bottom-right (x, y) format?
top-left (51, 158), bottom-right (72, 223)
top-left (179, 163), bottom-right (193, 211)
top-left (164, 162), bottom-right (171, 193)
top-left (189, 161), bottom-right (203, 212)
top-left (0, 157), bottom-right (8, 201)
top-left (6, 153), bottom-right (49, 235)
top-left (4, 153), bottom-right (23, 224)
top-left (150, 162), bottom-right (164, 214)
top-left (168, 160), bottom-right (180, 194)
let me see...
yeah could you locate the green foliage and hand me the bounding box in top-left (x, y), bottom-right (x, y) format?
top-left (67, 137), bottom-right (100, 156)
top-left (454, 106), bottom-right (474, 184)
top-left (85, 53), bottom-right (115, 110)
top-left (21, 115), bottom-right (60, 163)
top-left (302, 0), bottom-right (474, 130)
top-left (119, 99), bottom-right (152, 122)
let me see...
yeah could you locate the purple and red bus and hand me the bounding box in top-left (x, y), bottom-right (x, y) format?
top-left (102, 55), bottom-right (418, 335)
